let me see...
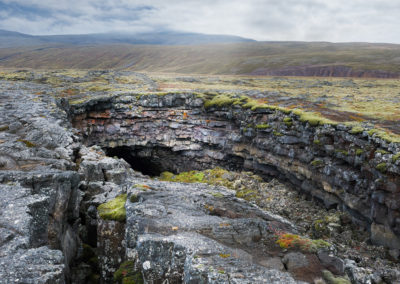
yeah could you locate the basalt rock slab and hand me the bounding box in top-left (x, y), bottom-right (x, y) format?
top-left (123, 178), bottom-right (334, 283)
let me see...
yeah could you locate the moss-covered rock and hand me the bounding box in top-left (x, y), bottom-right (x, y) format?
top-left (310, 159), bottom-right (324, 168)
top-left (114, 261), bottom-right (143, 284)
top-left (283, 117), bottom-right (293, 127)
top-left (376, 149), bottom-right (389, 155)
top-left (17, 139), bottom-right (36, 148)
top-left (376, 163), bottom-right (387, 173)
top-left (256, 123), bottom-right (271, 129)
top-left (322, 270), bottom-right (351, 284)
top-left (0, 125), bottom-right (9, 131)
top-left (97, 194), bottom-right (127, 222)
top-left (350, 126), bottom-right (364, 134)
top-left (273, 131), bottom-right (283, 137)
top-left (355, 148), bottom-right (364, 156)
top-left (335, 149), bottom-right (349, 156)
top-left (313, 139), bottom-right (321, 145)
top-left (204, 94), bottom-right (239, 109)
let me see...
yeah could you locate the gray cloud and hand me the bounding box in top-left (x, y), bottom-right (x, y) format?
top-left (0, 0), bottom-right (399, 43)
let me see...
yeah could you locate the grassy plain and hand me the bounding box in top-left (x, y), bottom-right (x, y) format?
top-left (1, 42), bottom-right (400, 76)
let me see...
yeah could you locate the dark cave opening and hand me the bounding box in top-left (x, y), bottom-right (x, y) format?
top-left (105, 146), bottom-right (166, 176)
top-left (104, 145), bottom-right (250, 178)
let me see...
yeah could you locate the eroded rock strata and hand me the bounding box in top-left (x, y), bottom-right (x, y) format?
top-left (1, 78), bottom-right (400, 283)
top-left (70, 92), bottom-right (400, 251)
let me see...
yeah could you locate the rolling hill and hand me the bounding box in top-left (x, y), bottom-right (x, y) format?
top-left (0, 30), bottom-right (400, 77)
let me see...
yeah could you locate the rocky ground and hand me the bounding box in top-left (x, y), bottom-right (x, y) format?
top-left (0, 74), bottom-right (399, 283)
top-left (158, 168), bottom-right (400, 283)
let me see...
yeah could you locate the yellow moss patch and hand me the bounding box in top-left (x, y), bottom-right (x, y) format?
top-left (17, 139), bottom-right (36, 148)
top-left (97, 194), bottom-right (127, 222)
top-left (204, 94), bottom-right (239, 109)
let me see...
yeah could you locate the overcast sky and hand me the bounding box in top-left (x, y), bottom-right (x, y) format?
top-left (0, 0), bottom-right (399, 43)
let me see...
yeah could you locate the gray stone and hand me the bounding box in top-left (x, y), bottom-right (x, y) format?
top-left (282, 252), bottom-right (309, 270)
top-left (317, 249), bottom-right (345, 275)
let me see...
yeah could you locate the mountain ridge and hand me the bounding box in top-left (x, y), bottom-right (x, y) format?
top-left (0, 29), bottom-right (255, 47)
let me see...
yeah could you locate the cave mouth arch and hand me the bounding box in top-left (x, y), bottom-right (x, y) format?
top-left (104, 145), bottom-right (248, 178)
top-left (105, 146), bottom-right (165, 176)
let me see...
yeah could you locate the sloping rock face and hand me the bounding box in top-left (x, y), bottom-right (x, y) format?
top-left (70, 93), bottom-right (400, 251)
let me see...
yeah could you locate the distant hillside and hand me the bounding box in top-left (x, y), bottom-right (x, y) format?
top-left (0, 30), bottom-right (400, 77)
top-left (0, 29), bottom-right (255, 48)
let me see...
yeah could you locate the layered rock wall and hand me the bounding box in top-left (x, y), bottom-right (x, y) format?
top-left (69, 93), bottom-right (400, 250)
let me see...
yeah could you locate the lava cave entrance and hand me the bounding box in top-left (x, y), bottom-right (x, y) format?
top-left (105, 146), bottom-right (165, 176)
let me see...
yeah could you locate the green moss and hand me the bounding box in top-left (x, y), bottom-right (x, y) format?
top-left (160, 170), bottom-right (205, 183)
top-left (376, 163), bottom-right (387, 173)
top-left (367, 129), bottom-right (379, 136)
top-left (367, 128), bottom-right (400, 143)
top-left (97, 194), bottom-right (127, 222)
top-left (219, 253), bottom-right (231, 258)
top-left (355, 148), bottom-right (364, 156)
top-left (273, 131), bottom-right (283, 137)
top-left (256, 123), bottom-right (271, 129)
top-left (251, 104), bottom-right (279, 111)
top-left (204, 94), bottom-right (238, 109)
top-left (17, 139), bottom-right (36, 148)
top-left (313, 139), bottom-right (321, 145)
top-left (114, 261), bottom-right (143, 284)
top-left (311, 239), bottom-right (331, 249)
top-left (350, 126), bottom-right (364, 134)
top-left (292, 110), bottom-right (336, 126)
top-left (159, 167), bottom-right (263, 202)
top-left (235, 189), bottom-right (257, 201)
top-left (88, 85), bottom-right (111, 92)
top-left (310, 159), bottom-right (324, 167)
top-left (283, 117), bottom-right (293, 127)
top-left (393, 153), bottom-right (400, 163)
top-left (322, 270), bottom-right (351, 284)
top-left (211, 192), bottom-right (224, 198)
top-left (159, 171), bottom-right (174, 181)
top-left (335, 149), bottom-right (349, 156)
top-left (376, 149), bottom-right (389, 155)
top-left (69, 98), bottom-right (88, 105)
top-left (0, 125), bottom-right (9, 131)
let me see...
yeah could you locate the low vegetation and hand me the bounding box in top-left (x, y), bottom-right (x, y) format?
top-left (1, 69), bottom-right (399, 143)
top-left (274, 231), bottom-right (331, 253)
top-left (97, 194), bottom-right (127, 222)
top-left (114, 261), bottom-right (143, 284)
